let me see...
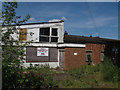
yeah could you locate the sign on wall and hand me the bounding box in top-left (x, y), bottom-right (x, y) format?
top-left (74, 53), bottom-right (77, 55)
top-left (37, 48), bottom-right (49, 56)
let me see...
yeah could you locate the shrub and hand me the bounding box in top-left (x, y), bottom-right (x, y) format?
top-left (3, 64), bottom-right (58, 88)
top-left (100, 57), bottom-right (119, 83)
top-left (19, 65), bottom-right (58, 88)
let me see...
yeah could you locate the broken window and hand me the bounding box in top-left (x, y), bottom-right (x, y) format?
top-left (52, 28), bottom-right (58, 36)
top-left (40, 27), bottom-right (50, 36)
top-left (39, 27), bottom-right (50, 42)
top-left (51, 37), bottom-right (58, 42)
top-left (39, 36), bottom-right (49, 42)
top-left (39, 27), bottom-right (58, 42)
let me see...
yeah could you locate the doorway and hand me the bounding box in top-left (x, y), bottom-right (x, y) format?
top-left (59, 49), bottom-right (65, 69)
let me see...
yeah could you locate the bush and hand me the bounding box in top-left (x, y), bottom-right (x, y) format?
top-left (100, 57), bottom-right (119, 83)
top-left (2, 65), bottom-right (23, 88)
top-left (3, 64), bottom-right (58, 88)
top-left (19, 65), bottom-right (58, 88)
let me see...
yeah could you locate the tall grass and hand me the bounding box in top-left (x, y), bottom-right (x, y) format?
top-left (66, 57), bottom-right (119, 88)
top-left (67, 66), bottom-right (85, 79)
top-left (100, 57), bottom-right (119, 83)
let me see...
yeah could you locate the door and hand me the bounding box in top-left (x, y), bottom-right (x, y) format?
top-left (59, 49), bottom-right (65, 69)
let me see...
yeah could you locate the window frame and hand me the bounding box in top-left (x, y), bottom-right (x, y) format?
top-left (39, 27), bottom-right (59, 43)
top-left (86, 50), bottom-right (92, 62)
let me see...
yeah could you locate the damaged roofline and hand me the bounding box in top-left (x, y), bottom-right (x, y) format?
top-left (2, 20), bottom-right (64, 26)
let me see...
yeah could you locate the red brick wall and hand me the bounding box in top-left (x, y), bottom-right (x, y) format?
top-left (64, 48), bottom-right (86, 70)
top-left (86, 43), bottom-right (105, 64)
top-left (64, 44), bottom-right (105, 70)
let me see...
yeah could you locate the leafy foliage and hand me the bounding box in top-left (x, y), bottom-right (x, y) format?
top-left (17, 65), bottom-right (58, 88)
top-left (1, 2), bottom-right (30, 88)
top-left (100, 57), bottom-right (119, 83)
top-left (1, 2), bottom-right (58, 89)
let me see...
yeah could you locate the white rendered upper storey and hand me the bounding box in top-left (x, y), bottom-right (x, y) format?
top-left (2, 20), bottom-right (64, 44)
top-left (2, 20), bottom-right (85, 48)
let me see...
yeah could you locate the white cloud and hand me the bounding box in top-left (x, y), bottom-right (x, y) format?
top-left (48, 19), bottom-right (61, 22)
top-left (61, 17), bottom-right (67, 20)
top-left (49, 16), bottom-right (67, 22)
top-left (29, 17), bottom-right (36, 21)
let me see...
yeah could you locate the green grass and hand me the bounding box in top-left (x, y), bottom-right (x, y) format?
top-left (58, 71), bottom-right (118, 88)
top-left (57, 62), bottom-right (119, 88)
top-left (5, 62), bottom-right (118, 88)
top-left (27, 62), bottom-right (119, 88)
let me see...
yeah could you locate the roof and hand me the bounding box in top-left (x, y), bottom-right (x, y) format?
top-left (20, 20), bottom-right (64, 25)
top-left (2, 20), bottom-right (64, 26)
top-left (64, 35), bottom-right (120, 44)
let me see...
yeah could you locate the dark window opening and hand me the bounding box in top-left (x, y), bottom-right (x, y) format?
top-left (39, 27), bottom-right (58, 43)
top-left (112, 48), bottom-right (118, 60)
top-left (40, 27), bottom-right (50, 36)
top-left (40, 36), bottom-right (49, 42)
top-left (52, 28), bottom-right (58, 36)
top-left (87, 54), bottom-right (91, 65)
top-left (86, 51), bottom-right (92, 65)
top-left (51, 37), bottom-right (58, 42)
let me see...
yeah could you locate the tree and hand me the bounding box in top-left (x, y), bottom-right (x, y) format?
top-left (1, 2), bottom-right (31, 88)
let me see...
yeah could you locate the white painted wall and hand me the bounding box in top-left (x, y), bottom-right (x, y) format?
top-left (27, 28), bottom-right (39, 42)
top-left (16, 22), bottom-right (64, 43)
top-left (23, 62), bottom-right (59, 68)
top-left (2, 21), bottom-right (64, 43)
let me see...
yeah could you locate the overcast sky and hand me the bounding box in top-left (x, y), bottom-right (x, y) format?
top-left (14, 2), bottom-right (118, 39)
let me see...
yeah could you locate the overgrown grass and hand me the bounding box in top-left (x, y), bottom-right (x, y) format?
top-left (100, 57), bottom-right (119, 83)
top-left (3, 58), bottom-right (119, 88)
top-left (59, 57), bottom-right (119, 88)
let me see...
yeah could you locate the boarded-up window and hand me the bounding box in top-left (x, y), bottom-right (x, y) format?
top-left (19, 28), bottom-right (27, 40)
top-left (50, 48), bottom-right (58, 61)
top-left (26, 47), bottom-right (58, 62)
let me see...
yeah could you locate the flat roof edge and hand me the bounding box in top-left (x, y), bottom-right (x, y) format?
top-left (58, 43), bottom-right (85, 47)
top-left (2, 20), bottom-right (64, 26)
